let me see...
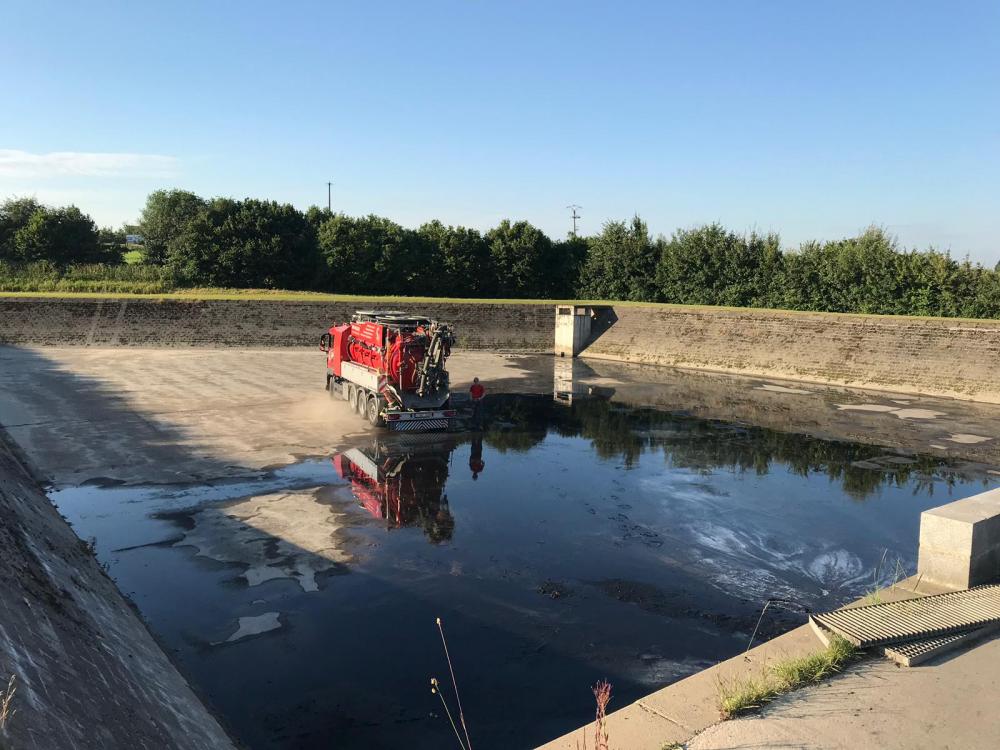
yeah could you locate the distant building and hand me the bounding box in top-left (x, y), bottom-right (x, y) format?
top-left (125, 234), bottom-right (144, 245)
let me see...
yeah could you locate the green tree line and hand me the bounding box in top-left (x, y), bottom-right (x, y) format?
top-left (2, 190), bottom-right (998, 318)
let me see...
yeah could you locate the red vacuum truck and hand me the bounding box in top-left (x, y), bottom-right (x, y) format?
top-left (320, 310), bottom-right (457, 431)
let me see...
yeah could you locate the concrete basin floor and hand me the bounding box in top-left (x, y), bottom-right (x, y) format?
top-left (3, 346), bottom-right (1000, 749)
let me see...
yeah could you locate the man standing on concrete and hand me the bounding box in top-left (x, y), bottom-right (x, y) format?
top-left (469, 377), bottom-right (485, 426)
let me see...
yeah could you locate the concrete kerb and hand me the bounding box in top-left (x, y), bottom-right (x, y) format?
top-left (535, 578), bottom-right (935, 750)
top-left (535, 625), bottom-right (824, 750)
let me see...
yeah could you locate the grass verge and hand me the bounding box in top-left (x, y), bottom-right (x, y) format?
top-left (717, 636), bottom-right (858, 719)
top-left (4, 280), bottom-right (1000, 323)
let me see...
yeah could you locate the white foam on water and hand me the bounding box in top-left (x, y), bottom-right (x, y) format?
top-left (755, 384), bottom-right (813, 395)
top-left (835, 403), bottom-right (898, 413)
top-left (218, 612), bottom-right (282, 644)
top-left (947, 433), bottom-right (992, 444)
top-left (892, 408), bottom-right (945, 420)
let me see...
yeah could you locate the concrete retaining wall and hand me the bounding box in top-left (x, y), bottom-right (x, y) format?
top-left (0, 435), bottom-right (236, 749)
top-left (5, 297), bottom-right (1000, 402)
top-left (582, 305), bottom-right (1000, 403)
top-left (0, 297), bottom-right (554, 350)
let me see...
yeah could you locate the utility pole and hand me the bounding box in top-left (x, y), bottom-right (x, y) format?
top-left (327, 181), bottom-right (332, 212)
top-left (567, 205), bottom-right (582, 237)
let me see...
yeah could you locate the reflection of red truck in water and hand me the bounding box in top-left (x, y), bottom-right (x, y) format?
top-left (321, 310), bottom-right (456, 431)
top-left (332, 439), bottom-right (456, 543)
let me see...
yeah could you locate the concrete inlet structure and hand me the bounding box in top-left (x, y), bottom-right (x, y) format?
top-left (554, 305), bottom-right (593, 357)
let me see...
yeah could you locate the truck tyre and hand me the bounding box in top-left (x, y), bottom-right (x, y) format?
top-left (347, 384), bottom-right (357, 409)
top-left (366, 395), bottom-right (382, 426)
top-left (356, 389), bottom-right (368, 415)
top-left (341, 380), bottom-right (350, 400)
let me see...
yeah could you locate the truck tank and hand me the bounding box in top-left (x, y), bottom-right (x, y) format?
top-left (321, 310), bottom-right (457, 431)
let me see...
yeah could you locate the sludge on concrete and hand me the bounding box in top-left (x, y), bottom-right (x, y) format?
top-left (0, 435), bottom-right (236, 750)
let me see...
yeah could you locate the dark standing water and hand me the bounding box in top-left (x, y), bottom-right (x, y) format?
top-left (52, 395), bottom-right (995, 749)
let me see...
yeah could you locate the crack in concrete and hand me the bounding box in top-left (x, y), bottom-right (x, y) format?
top-left (636, 699), bottom-right (697, 733)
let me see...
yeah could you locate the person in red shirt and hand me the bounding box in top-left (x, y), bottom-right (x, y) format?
top-left (469, 377), bottom-right (485, 425)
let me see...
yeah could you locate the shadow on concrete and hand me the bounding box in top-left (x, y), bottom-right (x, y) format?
top-left (575, 305), bottom-right (618, 357)
top-left (0, 346), bottom-right (252, 486)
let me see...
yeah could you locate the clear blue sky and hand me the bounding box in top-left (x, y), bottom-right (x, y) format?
top-left (2, 1), bottom-right (998, 262)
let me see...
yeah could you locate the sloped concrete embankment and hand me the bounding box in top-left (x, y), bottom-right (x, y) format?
top-left (6, 297), bottom-right (1000, 402)
top-left (582, 306), bottom-right (1000, 403)
top-left (0, 297), bottom-right (554, 350)
top-left (0, 435), bottom-right (236, 749)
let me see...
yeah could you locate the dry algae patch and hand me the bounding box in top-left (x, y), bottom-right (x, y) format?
top-left (717, 636), bottom-right (858, 719)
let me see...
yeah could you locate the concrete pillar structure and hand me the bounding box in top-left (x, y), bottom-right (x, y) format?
top-left (554, 305), bottom-right (593, 357)
top-left (918, 487), bottom-right (1000, 589)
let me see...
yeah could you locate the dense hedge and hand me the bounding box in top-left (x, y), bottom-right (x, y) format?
top-left (581, 219), bottom-right (1000, 318)
top-left (2, 192), bottom-right (998, 318)
top-left (0, 261), bottom-right (180, 293)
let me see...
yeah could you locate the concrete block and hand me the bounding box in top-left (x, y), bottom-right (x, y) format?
top-left (918, 488), bottom-right (1000, 588)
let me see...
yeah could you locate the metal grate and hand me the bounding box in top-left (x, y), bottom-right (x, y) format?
top-left (883, 625), bottom-right (999, 667)
top-left (810, 584), bottom-right (1000, 648)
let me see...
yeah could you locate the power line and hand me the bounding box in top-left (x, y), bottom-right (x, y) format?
top-left (567, 205), bottom-right (582, 237)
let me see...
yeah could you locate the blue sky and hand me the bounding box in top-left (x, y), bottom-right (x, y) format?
top-left (2, 1), bottom-right (998, 261)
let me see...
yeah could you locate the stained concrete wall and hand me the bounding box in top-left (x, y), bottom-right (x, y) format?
top-left (0, 435), bottom-right (236, 749)
top-left (0, 297), bottom-right (554, 350)
top-left (5, 297), bottom-right (1000, 402)
top-left (581, 305), bottom-right (1000, 403)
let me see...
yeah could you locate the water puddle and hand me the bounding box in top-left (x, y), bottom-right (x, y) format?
top-left (51, 394), bottom-right (998, 750)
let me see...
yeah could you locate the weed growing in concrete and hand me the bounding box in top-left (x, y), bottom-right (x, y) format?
top-left (0, 674), bottom-right (16, 731)
top-left (576, 679), bottom-right (612, 750)
top-left (744, 597), bottom-right (810, 653)
top-left (717, 636), bottom-right (858, 719)
top-left (863, 550), bottom-right (908, 605)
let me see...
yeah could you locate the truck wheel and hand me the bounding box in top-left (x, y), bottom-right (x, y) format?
top-left (347, 384), bottom-right (357, 409)
top-left (356, 389), bottom-right (368, 415)
top-left (341, 380), bottom-right (350, 400)
top-left (366, 395), bottom-right (382, 426)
